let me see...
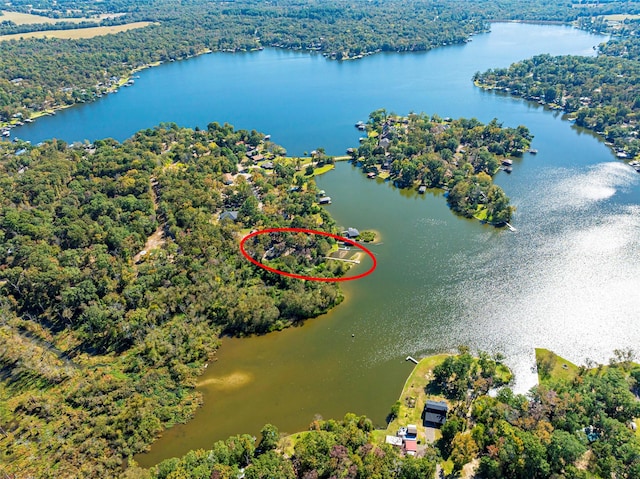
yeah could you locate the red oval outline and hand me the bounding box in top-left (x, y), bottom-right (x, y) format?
top-left (239, 227), bottom-right (377, 282)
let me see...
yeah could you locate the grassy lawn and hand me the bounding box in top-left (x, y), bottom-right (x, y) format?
top-left (279, 431), bottom-right (312, 457)
top-left (535, 347), bottom-right (640, 384)
top-left (473, 206), bottom-right (488, 221)
top-left (305, 164), bottom-right (335, 177)
top-left (0, 21), bottom-right (154, 41)
top-left (381, 354), bottom-right (451, 444)
top-left (535, 348), bottom-right (580, 383)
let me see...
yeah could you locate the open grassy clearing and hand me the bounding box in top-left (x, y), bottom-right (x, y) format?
top-left (0, 21), bottom-right (154, 41)
top-left (0, 10), bottom-right (123, 25)
top-left (536, 347), bottom-right (640, 383)
top-left (535, 348), bottom-right (581, 383)
top-left (602, 14), bottom-right (640, 21)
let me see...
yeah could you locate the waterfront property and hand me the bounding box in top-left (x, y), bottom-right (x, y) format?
top-left (344, 228), bottom-right (360, 238)
top-left (423, 400), bottom-right (448, 428)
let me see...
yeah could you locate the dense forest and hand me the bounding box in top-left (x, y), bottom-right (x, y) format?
top-left (133, 350), bottom-right (640, 479)
top-left (475, 19), bottom-right (640, 160)
top-left (0, 0), bottom-right (637, 125)
top-left (353, 110), bottom-right (532, 224)
top-left (0, 123), bottom-right (348, 477)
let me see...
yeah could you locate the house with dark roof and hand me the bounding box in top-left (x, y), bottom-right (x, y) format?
top-left (379, 137), bottom-right (391, 149)
top-left (423, 400), bottom-right (448, 427)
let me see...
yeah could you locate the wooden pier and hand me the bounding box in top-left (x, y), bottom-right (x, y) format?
top-left (324, 256), bottom-right (360, 264)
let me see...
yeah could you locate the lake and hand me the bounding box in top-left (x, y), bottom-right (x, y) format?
top-left (13, 23), bottom-right (640, 467)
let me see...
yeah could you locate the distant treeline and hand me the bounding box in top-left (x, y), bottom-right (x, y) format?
top-left (1, 0), bottom-right (637, 123)
top-left (475, 19), bottom-right (640, 158)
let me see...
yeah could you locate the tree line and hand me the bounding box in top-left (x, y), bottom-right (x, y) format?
top-left (474, 18), bottom-right (640, 159)
top-left (1, 0), bottom-right (637, 125)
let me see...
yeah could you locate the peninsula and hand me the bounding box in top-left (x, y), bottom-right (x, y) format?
top-left (351, 110), bottom-right (532, 224)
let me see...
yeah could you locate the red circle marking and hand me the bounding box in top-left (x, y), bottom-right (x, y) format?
top-left (239, 227), bottom-right (377, 282)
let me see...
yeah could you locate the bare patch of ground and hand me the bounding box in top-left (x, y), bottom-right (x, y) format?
top-left (0, 21), bottom-right (154, 41)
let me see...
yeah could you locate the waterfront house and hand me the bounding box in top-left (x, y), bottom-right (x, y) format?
top-left (423, 400), bottom-right (448, 427)
top-left (345, 228), bottom-right (359, 238)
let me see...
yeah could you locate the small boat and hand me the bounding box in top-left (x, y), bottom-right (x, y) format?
top-left (528, 149), bottom-right (538, 154)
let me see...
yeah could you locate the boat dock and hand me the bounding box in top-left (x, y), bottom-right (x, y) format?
top-left (505, 222), bottom-right (517, 232)
top-left (406, 356), bottom-right (419, 364)
top-left (324, 256), bottom-right (360, 264)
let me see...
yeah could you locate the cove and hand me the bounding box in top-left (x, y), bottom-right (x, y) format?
top-left (13, 23), bottom-right (639, 467)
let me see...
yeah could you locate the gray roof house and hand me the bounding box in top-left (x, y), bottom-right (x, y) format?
top-left (423, 400), bottom-right (448, 427)
top-left (219, 211), bottom-right (239, 221)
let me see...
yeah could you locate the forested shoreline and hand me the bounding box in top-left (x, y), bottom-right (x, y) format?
top-left (0, 123), bottom-right (348, 477)
top-left (0, 0), bottom-right (637, 126)
top-left (2, 1), bottom-right (640, 477)
top-left (475, 18), bottom-right (640, 161)
top-left (137, 350), bottom-right (640, 479)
